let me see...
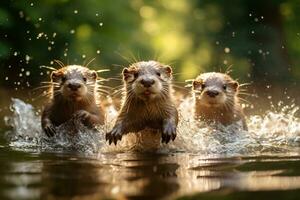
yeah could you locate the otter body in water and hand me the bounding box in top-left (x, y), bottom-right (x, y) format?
top-left (106, 61), bottom-right (178, 145)
top-left (192, 72), bottom-right (247, 130)
top-left (41, 65), bottom-right (104, 137)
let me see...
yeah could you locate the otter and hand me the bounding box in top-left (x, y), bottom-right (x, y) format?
top-left (106, 61), bottom-right (178, 145)
top-left (41, 65), bottom-right (105, 137)
top-left (192, 72), bottom-right (247, 130)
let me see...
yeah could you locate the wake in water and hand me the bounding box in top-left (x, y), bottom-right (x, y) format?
top-left (4, 98), bottom-right (300, 156)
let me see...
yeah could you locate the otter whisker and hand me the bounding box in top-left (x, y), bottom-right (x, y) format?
top-left (40, 82), bottom-right (59, 85)
top-left (84, 58), bottom-right (96, 69)
top-left (53, 60), bottom-right (65, 68)
top-left (239, 83), bottom-right (252, 87)
top-left (32, 85), bottom-right (59, 91)
top-left (114, 51), bottom-right (136, 65)
top-left (238, 97), bottom-right (251, 104)
top-left (40, 65), bottom-right (57, 71)
top-left (96, 69), bottom-right (110, 73)
top-left (97, 85), bottom-right (112, 90)
top-left (238, 92), bottom-right (252, 96)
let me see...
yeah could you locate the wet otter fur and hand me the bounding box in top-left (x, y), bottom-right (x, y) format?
top-left (41, 65), bottom-right (105, 137)
top-left (106, 61), bottom-right (178, 145)
top-left (192, 72), bottom-right (247, 130)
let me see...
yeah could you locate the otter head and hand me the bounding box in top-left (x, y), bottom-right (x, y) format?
top-left (51, 65), bottom-right (97, 101)
top-left (122, 61), bottom-right (172, 101)
top-left (192, 72), bottom-right (239, 107)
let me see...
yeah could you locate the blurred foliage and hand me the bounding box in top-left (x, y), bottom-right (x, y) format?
top-left (0, 0), bottom-right (299, 89)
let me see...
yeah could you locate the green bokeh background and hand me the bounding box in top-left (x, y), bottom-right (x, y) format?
top-left (0, 0), bottom-right (299, 89)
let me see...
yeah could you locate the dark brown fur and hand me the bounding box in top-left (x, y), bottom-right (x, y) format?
top-left (41, 65), bottom-right (104, 137)
top-left (106, 61), bottom-right (178, 145)
top-left (192, 72), bottom-right (247, 130)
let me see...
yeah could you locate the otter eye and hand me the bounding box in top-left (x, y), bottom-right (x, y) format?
top-left (134, 72), bottom-right (139, 79)
top-left (201, 83), bottom-right (206, 89)
top-left (156, 72), bottom-right (161, 77)
top-left (61, 76), bottom-right (66, 82)
top-left (83, 77), bottom-right (87, 82)
top-left (223, 84), bottom-right (227, 90)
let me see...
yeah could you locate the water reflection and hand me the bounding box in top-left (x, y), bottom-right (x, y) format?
top-left (1, 152), bottom-right (300, 199)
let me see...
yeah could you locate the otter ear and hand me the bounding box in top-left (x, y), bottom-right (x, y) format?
top-left (192, 80), bottom-right (197, 89)
top-left (163, 65), bottom-right (173, 77)
top-left (192, 80), bottom-right (202, 89)
top-left (90, 70), bottom-right (98, 80)
top-left (51, 71), bottom-right (61, 81)
top-left (231, 81), bottom-right (239, 91)
top-left (122, 68), bottom-right (135, 82)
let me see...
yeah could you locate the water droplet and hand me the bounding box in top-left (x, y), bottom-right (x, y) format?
top-left (25, 71), bottom-right (30, 76)
top-left (99, 23), bottom-right (103, 26)
top-left (21, 68), bottom-right (25, 72)
top-left (258, 49), bottom-right (263, 54)
top-left (82, 54), bottom-right (86, 59)
top-left (48, 46), bottom-right (52, 51)
top-left (215, 41), bottom-right (220, 45)
top-left (224, 47), bottom-right (230, 53)
top-left (223, 60), bottom-right (228, 65)
top-left (251, 30), bottom-right (255, 34)
top-left (70, 29), bottom-right (75, 34)
top-left (38, 17), bottom-right (42, 21)
top-left (19, 11), bottom-right (24, 18)
top-left (96, 13), bottom-right (99, 17)
top-left (254, 18), bottom-right (258, 22)
top-left (25, 55), bottom-right (30, 62)
top-left (37, 32), bottom-right (44, 39)
top-left (261, 16), bottom-right (264, 19)
top-left (96, 50), bottom-right (101, 54)
top-left (30, 2), bottom-right (34, 6)
top-left (53, 32), bottom-right (57, 38)
top-left (232, 32), bottom-right (236, 37)
top-left (19, 73), bottom-right (23, 77)
top-left (74, 10), bottom-right (78, 14)
top-left (13, 51), bottom-right (18, 56)
top-left (5, 77), bottom-right (8, 81)
top-left (40, 72), bottom-right (44, 76)
top-left (64, 53), bottom-right (67, 57)
top-left (249, 13), bottom-right (252, 17)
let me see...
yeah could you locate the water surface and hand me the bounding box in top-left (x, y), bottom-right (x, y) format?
top-left (1, 98), bottom-right (300, 200)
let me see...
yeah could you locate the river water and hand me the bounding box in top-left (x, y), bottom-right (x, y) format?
top-left (1, 98), bottom-right (300, 200)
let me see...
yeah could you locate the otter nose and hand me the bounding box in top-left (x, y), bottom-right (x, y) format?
top-left (206, 90), bottom-right (219, 98)
top-left (68, 82), bottom-right (81, 91)
top-left (140, 78), bottom-right (155, 88)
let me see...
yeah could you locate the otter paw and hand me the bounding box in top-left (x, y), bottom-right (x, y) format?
top-left (74, 110), bottom-right (90, 120)
top-left (73, 110), bottom-right (92, 126)
top-left (162, 121), bottom-right (177, 144)
top-left (43, 123), bottom-right (56, 137)
top-left (106, 124), bottom-right (123, 145)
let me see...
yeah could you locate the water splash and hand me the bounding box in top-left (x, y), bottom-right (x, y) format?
top-left (4, 98), bottom-right (106, 155)
top-left (4, 98), bottom-right (300, 156)
top-left (171, 98), bottom-right (300, 156)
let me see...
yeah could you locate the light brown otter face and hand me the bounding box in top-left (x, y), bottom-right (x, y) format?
top-left (122, 61), bottom-right (172, 101)
top-left (51, 65), bottom-right (97, 101)
top-left (193, 72), bottom-right (239, 107)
